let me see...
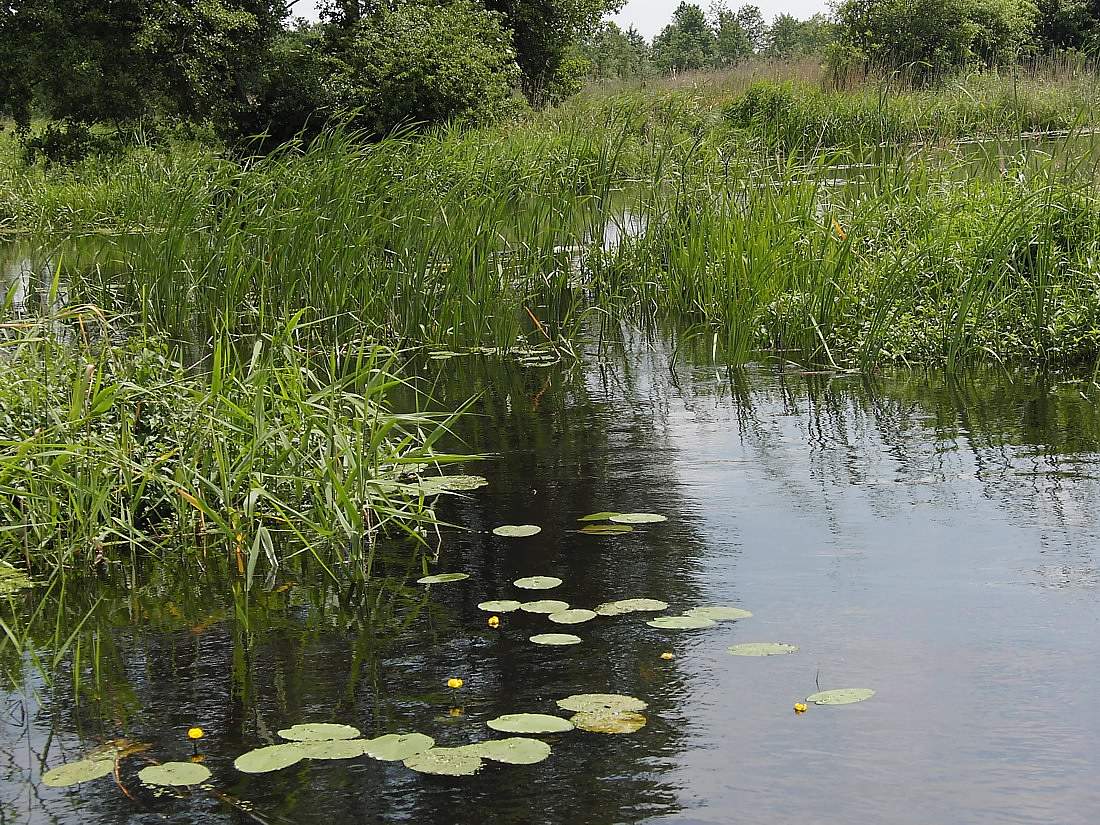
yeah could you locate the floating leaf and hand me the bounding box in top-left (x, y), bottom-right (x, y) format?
top-left (478, 600), bottom-right (523, 613)
top-left (520, 600), bottom-right (570, 614)
top-left (570, 711), bottom-right (648, 734)
top-left (234, 744), bottom-right (305, 774)
top-left (580, 524), bottom-right (633, 535)
top-left (807, 689), bottom-right (875, 705)
top-left (0, 562), bottom-right (35, 595)
top-left (362, 733), bottom-right (435, 761)
top-left (548, 609), bottom-right (597, 625)
top-left (138, 762), bottom-right (211, 787)
top-left (278, 723), bottom-right (361, 742)
top-left (299, 740), bottom-right (366, 760)
top-left (646, 615), bottom-right (717, 630)
top-left (577, 512), bottom-right (621, 522)
top-left (608, 513), bottom-right (667, 524)
top-left (42, 758), bottom-right (115, 788)
top-left (557, 693), bottom-right (648, 714)
top-left (727, 643), bottom-right (799, 656)
top-left (493, 525), bottom-right (542, 538)
top-left (595, 599), bottom-right (668, 616)
top-left (472, 738), bottom-right (552, 765)
top-left (530, 633), bottom-right (582, 645)
top-left (417, 573), bottom-right (470, 585)
top-left (418, 476), bottom-right (488, 494)
top-left (513, 576), bottom-right (562, 590)
top-left (486, 713), bottom-right (574, 734)
top-left (684, 606), bottom-right (752, 622)
top-left (404, 747), bottom-right (483, 776)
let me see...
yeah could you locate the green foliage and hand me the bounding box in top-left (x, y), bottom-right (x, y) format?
top-left (653, 3), bottom-right (716, 73)
top-left (579, 23), bottom-right (651, 81)
top-left (763, 13), bottom-right (836, 59)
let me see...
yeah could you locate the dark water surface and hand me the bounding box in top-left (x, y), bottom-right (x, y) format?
top-left (3, 338), bottom-right (1100, 825)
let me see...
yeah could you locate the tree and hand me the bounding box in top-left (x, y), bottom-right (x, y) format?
top-left (653, 2), bottom-right (715, 73)
top-left (709, 3), bottom-right (752, 67)
top-left (734, 4), bottom-right (766, 52)
top-left (764, 13), bottom-right (836, 58)
top-left (1033, 0), bottom-right (1100, 51)
top-left (580, 22), bottom-right (651, 79)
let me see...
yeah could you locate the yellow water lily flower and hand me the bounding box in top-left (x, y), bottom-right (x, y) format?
top-left (660, 652), bottom-right (674, 660)
top-left (187, 727), bottom-right (205, 741)
top-left (447, 677), bottom-right (464, 689)
top-left (488, 616), bottom-right (501, 628)
top-left (794, 703), bottom-right (808, 714)
top-left (448, 707), bottom-right (464, 718)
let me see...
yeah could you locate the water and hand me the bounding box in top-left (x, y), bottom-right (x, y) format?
top-left (2, 335), bottom-right (1099, 824)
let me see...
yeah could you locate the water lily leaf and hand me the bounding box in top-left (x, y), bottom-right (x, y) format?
top-left (684, 606), bottom-right (752, 622)
top-left (417, 573), bottom-right (470, 585)
top-left (472, 738), bottom-right (552, 765)
top-left (530, 633), bottom-right (582, 645)
top-left (608, 513), bottom-right (667, 524)
top-left (418, 476), bottom-right (488, 494)
top-left (727, 642), bottom-right (799, 656)
top-left (580, 524), bottom-right (633, 535)
top-left (404, 747), bottom-right (483, 776)
top-left (520, 600), bottom-right (570, 614)
top-left (493, 525), bottom-right (542, 538)
top-left (478, 600), bottom-right (523, 613)
top-left (486, 713), bottom-right (574, 734)
top-left (595, 599), bottom-right (668, 616)
top-left (556, 693), bottom-right (648, 714)
top-left (548, 609), bottom-right (597, 625)
top-left (299, 740), bottom-right (366, 760)
top-left (646, 615), bottom-right (717, 630)
top-left (577, 512), bottom-right (621, 522)
top-left (362, 733), bottom-right (435, 761)
top-left (138, 762), bottom-right (211, 787)
top-left (807, 688), bottom-right (875, 705)
top-left (0, 562), bottom-right (35, 595)
top-left (234, 743), bottom-right (306, 774)
top-left (278, 723), bottom-right (361, 742)
top-left (42, 758), bottom-right (115, 787)
top-left (570, 711), bottom-right (648, 734)
top-left (513, 576), bottom-right (562, 590)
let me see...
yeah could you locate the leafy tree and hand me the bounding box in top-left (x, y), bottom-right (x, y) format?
top-left (1033, 0), bottom-right (1100, 50)
top-left (653, 2), bottom-right (716, 73)
top-left (580, 22), bottom-right (651, 79)
top-left (733, 4), bottom-right (766, 52)
top-left (764, 13), bottom-right (836, 58)
top-left (710, 3), bottom-right (753, 66)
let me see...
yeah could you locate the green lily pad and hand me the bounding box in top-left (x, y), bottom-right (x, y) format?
top-left (556, 693), bottom-right (648, 714)
top-left (646, 615), bottom-right (717, 630)
top-left (417, 573), bottom-right (470, 585)
top-left (42, 757), bottom-right (115, 788)
top-left (362, 733), bottom-right (435, 761)
top-left (548, 608), bottom-right (597, 625)
top-left (278, 723), bottom-right (361, 742)
top-left (486, 713), bottom-right (575, 734)
top-left (493, 525), bottom-right (542, 538)
top-left (595, 598), bottom-right (668, 616)
top-left (807, 688), bottom-right (875, 705)
top-left (0, 562), bottom-right (35, 595)
top-left (404, 747), bottom-right (483, 776)
top-left (530, 633), bottom-right (582, 645)
top-left (138, 762), bottom-right (211, 787)
top-left (570, 711), bottom-right (647, 734)
top-left (608, 513), bottom-right (667, 524)
top-left (418, 475), bottom-right (488, 494)
top-left (520, 600), bottom-right (570, 614)
top-left (684, 606), bottom-right (753, 622)
top-left (472, 738), bottom-right (552, 765)
top-left (478, 600), bottom-right (523, 613)
top-left (234, 743), bottom-right (306, 774)
top-left (299, 740), bottom-right (366, 759)
top-left (580, 524), bottom-right (633, 535)
top-left (577, 512), bottom-right (621, 522)
top-left (513, 576), bottom-right (562, 590)
top-left (727, 642), bottom-right (799, 656)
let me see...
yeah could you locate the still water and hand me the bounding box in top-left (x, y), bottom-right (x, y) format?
top-left (2, 337), bottom-right (1100, 824)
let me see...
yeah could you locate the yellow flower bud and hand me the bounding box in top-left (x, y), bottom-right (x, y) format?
top-left (794, 703), bottom-right (808, 714)
top-left (187, 727), bottom-right (205, 740)
top-left (488, 616), bottom-right (501, 628)
top-left (447, 677), bottom-right (464, 689)
top-left (660, 652), bottom-right (674, 660)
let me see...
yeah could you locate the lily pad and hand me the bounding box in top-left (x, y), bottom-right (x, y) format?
top-left (404, 747), bottom-right (483, 776)
top-left (684, 606), bottom-right (753, 622)
top-left (570, 711), bottom-right (648, 734)
top-left (278, 723), bottom-right (361, 742)
top-left (807, 688), bottom-right (875, 705)
top-left (486, 713), bottom-right (574, 734)
top-left (472, 738), bottom-right (552, 765)
top-left (595, 598), bottom-right (669, 616)
top-left (548, 609), bottom-right (597, 625)
top-left (520, 600), bottom-right (570, 614)
top-left (646, 615), bottom-right (717, 630)
top-left (513, 576), bottom-right (562, 590)
top-left (727, 642), bottom-right (799, 656)
top-left (418, 475), bottom-right (488, 494)
top-left (416, 573), bottom-right (470, 585)
top-left (299, 740), bottom-right (366, 760)
top-left (42, 757), bottom-right (115, 788)
top-left (138, 762), bottom-right (211, 787)
top-left (577, 512), bottom-right (621, 522)
top-left (530, 633), bottom-right (582, 645)
top-left (608, 513), bottom-right (667, 524)
top-left (0, 562), bottom-right (35, 595)
top-left (556, 693), bottom-right (648, 714)
top-left (580, 524), bottom-right (633, 535)
top-left (362, 733), bottom-right (436, 761)
top-left (477, 600), bottom-right (523, 613)
top-left (234, 743), bottom-right (306, 774)
top-left (493, 525), bottom-right (542, 538)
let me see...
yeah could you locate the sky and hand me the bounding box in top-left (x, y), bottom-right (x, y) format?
top-left (291, 1), bottom-right (831, 40)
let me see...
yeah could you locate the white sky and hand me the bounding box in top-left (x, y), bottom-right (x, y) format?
top-left (290, 1), bottom-right (831, 39)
